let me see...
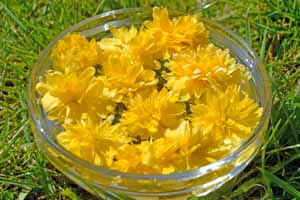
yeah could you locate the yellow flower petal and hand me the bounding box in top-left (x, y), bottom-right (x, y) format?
top-left (164, 45), bottom-right (249, 101)
top-left (57, 115), bottom-right (132, 166)
top-left (144, 7), bottom-right (208, 56)
top-left (191, 85), bottom-right (262, 145)
top-left (121, 88), bottom-right (185, 139)
top-left (100, 54), bottom-right (157, 103)
top-left (37, 67), bottom-right (115, 123)
top-left (51, 33), bottom-right (99, 73)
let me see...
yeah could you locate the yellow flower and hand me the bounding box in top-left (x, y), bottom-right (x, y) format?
top-left (189, 142), bottom-right (231, 170)
top-left (173, 14), bottom-right (208, 48)
top-left (111, 140), bottom-right (180, 174)
top-left (95, 116), bottom-right (132, 147)
top-left (137, 141), bottom-right (155, 166)
top-left (152, 138), bottom-right (178, 162)
top-left (191, 85), bottom-right (262, 146)
top-left (51, 33), bottom-right (99, 74)
top-left (165, 120), bottom-right (240, 170)
top-left (165, 120), bottom-right (199, 155)
top-left (135, 140), bottom-right (179, 174)
top-left (164, 44), bottom-right (248, 101)
top-left (165, 120), bottom-right (203, 169)
top-left (110, 144), bottom-right (141, 172)
top-left (97, 26), bottom-right (137, 57)
top-left (80, 77), bottom-right (116, 121)
top-left (36, 67), bottom-right (95, 122)
top-left (152, 138), bottom-right (182, 173)
top-left (36, 67), bottom-right (115, 123)
top-left (121, 88), bottom-right (185, 139)
top-left (57, 115), bottom-right (132, 166)
top-left (101, 54), bottom-right (157, 103)
top-left (98, 26), bottom-right (161, 70)
top-left (57, 116), bottom-right (100, 165)
top-left (144, 7), bottom-right (208, 57)
top-left (130, 28), bottom-right (162, 69)
top-left (110, 25), bottom-right (138, 44)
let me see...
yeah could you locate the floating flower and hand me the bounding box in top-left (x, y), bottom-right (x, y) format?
top-left (165, 120), bottom-right (202, 169)
top-left (51, 33), bottom-right (99, 74)
top-left (36, 67), bottom-right (95, 122)
top-left (129, 28), bottom-right (163, 69)
top-left (144, 7), bottom-right (208, 57)
top-left (135, 140), bottom-right (181, 174)
top-left (164, 44), bottom-right (248, 101)
top-left (110, 139), bottom-right (181, 174)
top-left (57, 115), bottom-right (132, 166)
top-left (36, 67), bottom-right (115, 123)
top-left (57, 115), bottom-right (101, 165)
top-left (80, 77), bottom-right (116, 122)
top-left (110, 25), bottom-right (138, 44)
top-left (97, 26), bottom-right (137, 57)
top-left (121, 88), bottom-right (185, 139)
top-left (100, 54), bottom-right (157, 103)
top-left (191, 85), bottom-right (262, 147)
top-left (110, 144), bottom-right (141, 172)
top-left (98, 26), bottom-right (161, 70)
top-left (152, 138), bottom-right (181, 174)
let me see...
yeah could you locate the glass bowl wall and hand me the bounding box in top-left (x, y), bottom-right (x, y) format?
top-left (28, 8), bottom-right (271, 199)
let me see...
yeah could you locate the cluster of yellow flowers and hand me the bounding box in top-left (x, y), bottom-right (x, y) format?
top-left (37, 7), bottom-right (262, 174)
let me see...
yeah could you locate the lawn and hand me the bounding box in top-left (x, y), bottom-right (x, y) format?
top-left (1, 0), bottom-right (300, 199)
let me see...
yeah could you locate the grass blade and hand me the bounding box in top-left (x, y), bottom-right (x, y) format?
top-left (261, 170), bottom-right (300, 198)
top-left (0, 1), bottom-right (27, 32)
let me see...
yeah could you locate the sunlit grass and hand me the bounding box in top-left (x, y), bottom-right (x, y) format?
top-left (1, 0), bottom-right (300, 199)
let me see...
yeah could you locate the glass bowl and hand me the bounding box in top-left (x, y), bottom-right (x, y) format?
top-left (27, 8), bottom-right (271, 199)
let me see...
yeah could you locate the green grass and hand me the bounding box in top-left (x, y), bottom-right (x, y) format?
top-left (1, 0), bottom-right (300, 199)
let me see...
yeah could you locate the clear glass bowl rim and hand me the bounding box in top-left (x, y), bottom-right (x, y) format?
top-left (27, 7), bottom-right (272, 181)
